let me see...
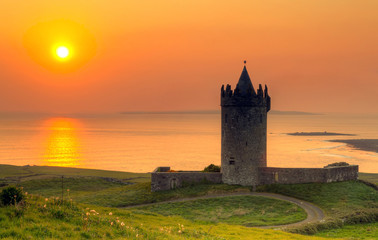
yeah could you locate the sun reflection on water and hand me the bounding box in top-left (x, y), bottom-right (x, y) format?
top-left (42, 118), bottom-right (82, 167)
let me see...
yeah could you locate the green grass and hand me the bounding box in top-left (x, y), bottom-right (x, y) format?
top-left (21, 179), bottom-right (251, 207)
top-left (134, 195), bottom-right (307, 227)
top-left (257, 181), bottom-right (378, 234)
top-left (0, 164), bottom-right (150, 184)
top-left (257, 181), bottom-right (377, 216)
top-left (0, 194), bottom-right (327, 240)
top-left (315, 222), bottom-right (378, 240)
top-left (2, 165), bottom-right (377, 238)
top-left (359, 173), bottom-right (378, 185)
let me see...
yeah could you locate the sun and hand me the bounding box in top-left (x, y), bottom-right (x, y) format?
top-left (56, 46), bottom-right (69, 59)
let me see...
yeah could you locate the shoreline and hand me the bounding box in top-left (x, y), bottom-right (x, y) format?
top-left (328, 139), bottom-right (378, 154)
top-left (287, 132), bottom-right (355, 136)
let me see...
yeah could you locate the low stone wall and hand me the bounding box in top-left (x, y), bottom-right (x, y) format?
top-left (151, 167), bottom-right (222, 192)
top-left (258, 165), bottom-right (358, 185)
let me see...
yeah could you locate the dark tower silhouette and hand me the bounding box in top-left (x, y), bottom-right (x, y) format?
top-left (220, 63), bottom-right (271, 186)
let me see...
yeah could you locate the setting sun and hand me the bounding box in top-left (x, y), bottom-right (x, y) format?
top-left (56, 46), bottom-right (69, 59)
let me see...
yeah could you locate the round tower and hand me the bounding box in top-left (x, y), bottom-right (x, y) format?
top-left (220, 63), bottom-right (271, 186)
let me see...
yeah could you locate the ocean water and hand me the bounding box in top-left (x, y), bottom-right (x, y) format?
top-left (0, 112), bottom-right (377, 173)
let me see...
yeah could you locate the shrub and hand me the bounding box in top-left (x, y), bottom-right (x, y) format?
top-left (203, 164), bottom-right (221, 172)
top-left (324, 162), bottom-right (350, 168)
top-left (0, 186), bottom-right (24, 206)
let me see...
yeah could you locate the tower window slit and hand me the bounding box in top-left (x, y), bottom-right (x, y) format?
top-left (225, 114), bottom-right (228, 123)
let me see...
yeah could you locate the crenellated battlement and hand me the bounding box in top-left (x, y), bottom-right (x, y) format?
top-left (221, 80), bottom-right (270, 111)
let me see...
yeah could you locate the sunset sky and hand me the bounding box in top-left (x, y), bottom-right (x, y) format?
top-left (1, 0), bottom-right (377, 114)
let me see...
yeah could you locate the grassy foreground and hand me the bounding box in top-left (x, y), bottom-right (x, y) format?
top-left (1, 164), bottom-right (377, 239)
top-left (315, 222), bottom-right (378, 240)
top-left (133, 195), bottom-right (306, 227)
top-left (0, 194), bottom-right (325, 240)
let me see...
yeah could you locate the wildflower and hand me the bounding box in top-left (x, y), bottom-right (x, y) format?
top-left (43, 204), bottom-right (46, 208)
top-left (116, 217), bottom-right (119, 220)
top-left (86, 212), bottom-right (90, 216)
top-left (111, 222), bottom-right (114, 226)
top-left (116, 219), bottom-right (120, 223)
top-left (84, 218), bottom-right (87, 221)
top-left (90, 210), bottom-right (96, 213)
top-left (45, 198), bottom-right (48, 201)
top-left (25, 192), bottom-right (28, 195)
top-left (67, 189), bottom-right (70, 192)
top-left (14, 195), bottom-right (17, 198)
top-left (109, 212), bottom-right (113, 216)
top-left (140, 223), bottom-right (143, 226)
top-left (178, 230), bottom-right (182, 234)
top-left (121, 222), bottom-right (125, 226)
top-left (136, 234), bottom-right (138, 238)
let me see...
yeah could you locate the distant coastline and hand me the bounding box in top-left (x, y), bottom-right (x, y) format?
top-left (287, 132), bottom-right (356, 136)
top-left (328, 139), bottom-right (378, 154)
top-left (120, 110), bottom-right (322, 115)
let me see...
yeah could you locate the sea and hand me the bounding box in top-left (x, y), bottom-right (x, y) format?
top-left (0, 112), bottom-right (377, 173)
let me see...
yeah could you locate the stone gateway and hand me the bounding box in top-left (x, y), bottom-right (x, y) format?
top-left (151, 63), bottom-right (358, 192)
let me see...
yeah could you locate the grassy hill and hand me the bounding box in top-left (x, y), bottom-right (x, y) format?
top-left (0, 164), bottom-right (150, 184)
top-left (0, 190), bottom-right (323, 240)
top-left (1, 164), bottom-right (377, 239)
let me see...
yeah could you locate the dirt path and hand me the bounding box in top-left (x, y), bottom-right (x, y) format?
top-left (124, 192), bottom-right (325, 229)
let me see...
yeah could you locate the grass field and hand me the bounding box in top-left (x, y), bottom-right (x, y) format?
top-left (359, 173), bottom-right (378, 185)
top-left (0, 194), bottom-right (325, 240)
top-left (134, 195), bottom-right (306, 227)
top-left (257, 180), bottom-right (378, 235)
top-left (0, 164), bottom-right (150, 184)
top-left (1, 164), bottom-right (377, 239)
top-left (315, 222), bottom-right (378, 239)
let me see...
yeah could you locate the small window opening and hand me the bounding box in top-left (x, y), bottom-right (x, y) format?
top-left (246, 141), bottom-right (248, 146)
top-left (170, 178), bottom-right (178, 189)
top-left (229, 160), bottom-right (235, 165)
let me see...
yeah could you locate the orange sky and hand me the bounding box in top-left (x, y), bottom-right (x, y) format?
top-left (0, 0), bottom-right (377, 114)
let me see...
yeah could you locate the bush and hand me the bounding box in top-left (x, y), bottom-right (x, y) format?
top-left (0, 186), bottom-right (24, 206)
top-left (324, 162), bottom-right (350, 168)
top-left (203, 164), bottom-right (221, 172)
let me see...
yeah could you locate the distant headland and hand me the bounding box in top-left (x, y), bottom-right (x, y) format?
top-left (120, 110), bottom-right (321, 115)
top-left (287, 132), bottom-right (356, 136)
top-left (329, 139), bottom-right (378, 154)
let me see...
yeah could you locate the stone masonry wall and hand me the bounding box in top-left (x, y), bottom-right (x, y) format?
top-left (258, 165), bottom-right (358, 185)
top-left (151, 167), bottom-right (222, 192)
top-left (221, 106), bottom-right (267, 186)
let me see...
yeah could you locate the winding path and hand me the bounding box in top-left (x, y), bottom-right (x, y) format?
top-left (124, 192), bottom-right (325, 229)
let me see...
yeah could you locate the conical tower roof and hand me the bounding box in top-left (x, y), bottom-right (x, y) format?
top-left (236, 65), bottom-right (255, 96)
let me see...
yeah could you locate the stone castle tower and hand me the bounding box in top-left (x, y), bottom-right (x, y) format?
top-left (151, 63), bottom-right (358, 192)
top-left (221, 63), bottom-right (271, 186)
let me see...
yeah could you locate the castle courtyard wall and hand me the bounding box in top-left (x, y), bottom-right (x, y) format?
top-left (151, 165), bottom-right (358, 191)
top-left (258, 165), bottom-right (358, 185)
top-left (151, 168), bottom-right (222, 192)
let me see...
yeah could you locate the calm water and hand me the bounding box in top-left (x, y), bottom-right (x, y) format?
top-left (0, 112), bottom-right (377, 173)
